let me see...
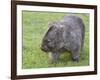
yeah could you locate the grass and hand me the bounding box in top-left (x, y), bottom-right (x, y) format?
top-left (22, 11), bottom-right (89, 69)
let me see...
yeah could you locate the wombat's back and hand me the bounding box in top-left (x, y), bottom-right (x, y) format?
top-left (61, 15), bottom-right (84, 30)
top-left (62, 15), bottom-right (85, 51)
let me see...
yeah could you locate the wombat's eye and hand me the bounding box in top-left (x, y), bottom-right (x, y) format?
top-left (47, 39), bottom-right (51, 42)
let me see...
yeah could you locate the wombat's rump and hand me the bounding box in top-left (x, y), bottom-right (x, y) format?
top-left (41, 15), bottom-right (85, 63)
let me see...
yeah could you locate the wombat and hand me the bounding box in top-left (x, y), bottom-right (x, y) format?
top-left (41, 15), bottom-right (85, 63)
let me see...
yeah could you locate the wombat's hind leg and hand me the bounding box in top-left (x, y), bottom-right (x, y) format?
top-left (71, 49), bottom-right (80, 62)
top-left (48, 52), bottom-right (60, 64)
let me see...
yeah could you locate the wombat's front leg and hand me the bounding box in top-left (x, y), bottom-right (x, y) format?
top-left (48, 52), bottom-right (60, 64)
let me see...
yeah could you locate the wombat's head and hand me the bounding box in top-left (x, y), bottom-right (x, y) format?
top-left (41, 22), bottom-right (65, 52)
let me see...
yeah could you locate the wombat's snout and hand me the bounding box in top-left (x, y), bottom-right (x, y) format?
top-left (40, 45), bottom-right (44, 51)
top-left (41, 45), bottom-right (48, 52)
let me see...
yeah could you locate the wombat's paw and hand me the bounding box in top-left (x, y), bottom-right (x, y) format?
top-left (48, 60), bottom-right (58, 64)
top-left (72, 58), bottom-right (79, 62)
top-left (48, 60), bottom-right (54, 64)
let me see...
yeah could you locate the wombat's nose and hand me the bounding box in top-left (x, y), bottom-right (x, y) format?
top-left (41, 45), bottom-right (48, 52)
top-left (41, 45), bottom-right (45, 51)
top-left (40, 46), bottom-right (44, 50)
